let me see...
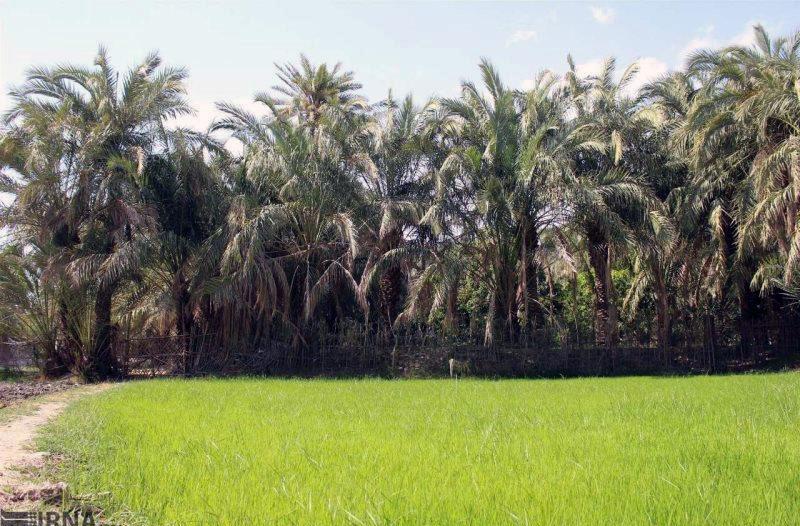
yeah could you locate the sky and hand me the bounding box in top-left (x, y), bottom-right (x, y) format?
top-left (0, 0), bottom-right (799, 131)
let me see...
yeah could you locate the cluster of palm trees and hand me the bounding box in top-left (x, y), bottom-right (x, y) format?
top-left (2, 25), bottom-right (799, 379)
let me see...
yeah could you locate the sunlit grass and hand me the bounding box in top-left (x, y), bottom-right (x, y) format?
top-left (40, 373), bottom-right (800, 525)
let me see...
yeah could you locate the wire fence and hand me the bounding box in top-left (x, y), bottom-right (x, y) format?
top-left (2, 318), bottom-right (797, 378)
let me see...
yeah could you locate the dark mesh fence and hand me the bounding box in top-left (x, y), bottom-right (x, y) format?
top-left (2, 319), bottom-right (798, 378)
top-left (0, 341), bottom-right (38, 369)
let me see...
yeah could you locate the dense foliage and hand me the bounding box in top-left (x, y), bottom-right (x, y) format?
top-left (2, 26), bottom-right (800, 379)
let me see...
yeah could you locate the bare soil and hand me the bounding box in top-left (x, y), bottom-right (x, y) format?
top-left (0, 384), bottom-right (113, 507)
top-left (0, 378), bottom-right (81, 409)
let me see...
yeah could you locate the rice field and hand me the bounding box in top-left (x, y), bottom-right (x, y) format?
top-left (39, 373), bottom-right (800, 525)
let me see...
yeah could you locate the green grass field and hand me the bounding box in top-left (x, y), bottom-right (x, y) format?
top-left (39, 374), bottom-right (800, 525)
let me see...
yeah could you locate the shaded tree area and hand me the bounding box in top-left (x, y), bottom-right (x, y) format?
top-left (2, 27), bottom-right (800, 380)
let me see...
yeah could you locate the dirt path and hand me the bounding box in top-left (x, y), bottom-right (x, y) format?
top-left (0, 384), bottom-right (114, 500)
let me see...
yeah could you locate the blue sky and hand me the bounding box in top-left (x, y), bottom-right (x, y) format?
top-left (1, 0), bottom-right (799, 129)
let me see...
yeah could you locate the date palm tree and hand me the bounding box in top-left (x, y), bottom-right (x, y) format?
top-left (409, 61), bottom-right (569, 345)
top-left (4, 47), bottom-right (191, 379)
top-left (1, 92), bottom-right (87, 374)
top-left (691, 26), bottom-right (800, 292)
top-left (357, 92), bottom-right (430, 333)
top-left (623, 73), bottom-right (695, 350)
top-left (565, 57), bottom-right (657, 347)
top-left (0, 245), bottom-right (64, 373)
top-left (677, 25), bottom-right (800, 349)
top-left (268, 54), bottom-right (368, 134)
top-left (114, 130), bottom-right (230, 372)
top-left (213, 64), bottom-right (368, 347)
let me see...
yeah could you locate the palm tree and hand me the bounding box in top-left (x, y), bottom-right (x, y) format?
top-left (516, 71), bottom-right (575, 339)
top-left (212, 61), bottom-right (368, 348)
top-left (0, 245), bottom-right (64, 374)
top-left (436, 60), bottom-right (523, 345)
top-left (357, 92), bottom-right (429, 334)
top-left (6, 30), bottom-right (800, 376)
top-left (633, 72), bottom-right (702, 350)
top-left (116, 130), bottom-right (230, 372)
top-left (691, 26), bottom-right (800, 291)
top-left (0, 93), bottom-right (87, 374)
top-left (680, 25), bottom-right (800, 349)
top-left (565, 57), bottom-right (657, 347)
top-left (406, 61), bottom-right (568, 346)
top-left (268, 55), bottom-right (368, 133)
top-left (4, 47), bottom-right (191, 379)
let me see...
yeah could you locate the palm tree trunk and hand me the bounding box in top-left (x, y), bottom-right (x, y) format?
top-left (573, 272), bottom-right (580, 346)
top-left (443, 276), bottom-right (460, 335)
top-left (606, 245), bottom-right (618, 344)
top-left (86, 281), bottom-right (117, 381)
top-left (175, 276), bottom-right (194, 375)
top-left (484, 290), bottom-right (497, 347)
top-left (49, 296), bottom-right (79, 377)
top-left (378, 228), bottom-right (403, 333)
top-left (588, 241), bottom-right (617, 347)
top-left (546, 268), bottom-right (556, 325)
top-left (380, 265), bottom-right (403, 327)
top-left (738, 279), bottom-right (764, 357)
top-left (520, 232), bottom-right (529, 339)
top-left (654, 278), bottom-right (670, 352)
top-left (493, 264), bottom-right (519, 345)
top-left (506, 289), bottom-right (516, 344)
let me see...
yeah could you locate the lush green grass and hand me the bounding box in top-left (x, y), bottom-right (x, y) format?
top-left (40, 374), bottom-right (800, 525)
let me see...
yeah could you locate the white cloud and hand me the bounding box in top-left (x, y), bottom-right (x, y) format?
top-left (506, 30), bottom-right (537, 47)
top-left (676, 21), bottom-right (773, 66)
top-left (537, 58), bottom-right (603, 94)
top-left (168, 96), bottom-right (267, 130)
top-left (168, 96), bottom-right (268, 155)
top-left (168, 99), bottom-right (219, 132)
top-left (575, 58), bottom-right (606, 78)
top-left (677, 36), bottom-right (717, 64)
top-left (554, 56), bottom-right (666, 97)
top-left (624, 57), bottom-right (669, 97)
top-left (728, 21), bottom-right (766, 48)
top-left (729, 30), bottom-right (755, 48)
top-left (0, 17), bottom-right (6, 115)
top-left (589, 6), bottom-right (615, 24)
